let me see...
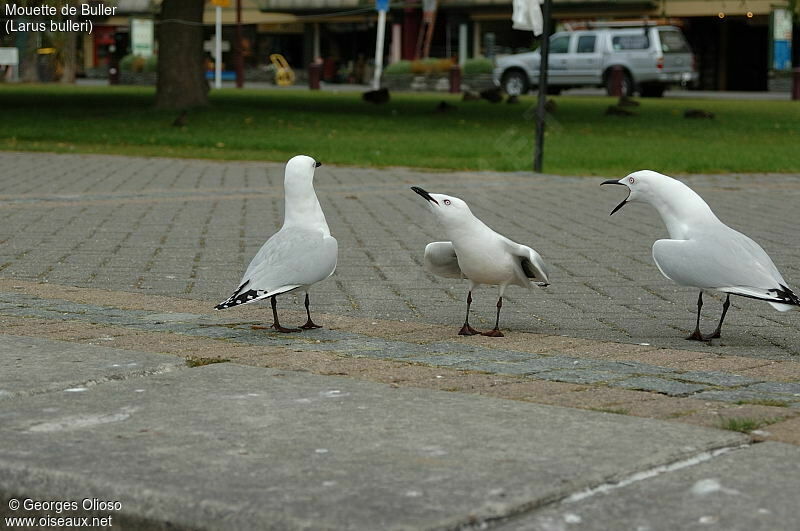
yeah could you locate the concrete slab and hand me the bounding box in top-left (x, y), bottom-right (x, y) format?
top-left (495, 442), bottom-right (800, 531)
top-left (0, 363), bottom-right (746, 530)
top-left (0, 335), bottom-right (185, 400)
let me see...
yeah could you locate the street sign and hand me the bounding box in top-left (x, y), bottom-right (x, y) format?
top-left (0, 47), bottom-right (19, 65)
top-left (211, 0), bottom-right (231, 7)
top-left (204, 40), bottom-right (230, 52)
top-left (131, 18), bottom-right (154, 57)
top-left (376, 0), bottom-right (389, 12)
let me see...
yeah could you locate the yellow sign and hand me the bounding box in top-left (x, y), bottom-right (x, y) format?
top-left (270, 54), bottom-right (295, 86)
top-left (211, 0), bottom-right (230, 7)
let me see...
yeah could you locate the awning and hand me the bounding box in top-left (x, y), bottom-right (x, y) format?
top-left (255, 0), bottom-right (361, 10)
top-left (204, 0), bottom-right (297, 24)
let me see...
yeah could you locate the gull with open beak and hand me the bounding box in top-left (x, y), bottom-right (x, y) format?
top-left (602, 170), bottom-right (798, 341)
top-left (411, 186), bottom-right (550, 337)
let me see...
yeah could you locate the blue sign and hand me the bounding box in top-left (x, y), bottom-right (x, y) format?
top-left (774, 40), bottom-right (791, 71)
top-left (772, 9), bottom-right (793, 71)
top-left (376, 0), bottom-right (389, 11)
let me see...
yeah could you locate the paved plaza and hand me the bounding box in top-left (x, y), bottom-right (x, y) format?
top-left (1, 151), bottom-right (799, 357)
top-left (1, 152), bottom-right (800, 529)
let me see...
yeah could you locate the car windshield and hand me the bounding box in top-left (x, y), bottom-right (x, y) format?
top-left (658, 29), bottom-right (690, 53)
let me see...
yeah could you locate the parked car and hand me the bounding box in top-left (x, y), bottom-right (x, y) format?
top-left (492, 25), bottom-right (697, 97)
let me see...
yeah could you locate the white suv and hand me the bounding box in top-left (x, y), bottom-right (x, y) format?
top-left (493, 25), bottom-right (697, 97)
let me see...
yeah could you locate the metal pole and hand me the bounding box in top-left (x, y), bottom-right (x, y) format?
top-left (391, 23), bottom-right (402, 63)
top-left (313, 23), bottom-right (321, 61)
top-left (533, 0), bottom-right (552, 173)
top-left (458, 23), bottom-right (467, 65)
top-left (214, 6), bottom-right (222, 89)
top-left (235, 0), bottom-right (244, 88)
top-left (372, 9), bottom-right (387, 90)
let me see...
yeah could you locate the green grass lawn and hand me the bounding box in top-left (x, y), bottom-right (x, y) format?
top-left (1, 84), bottom-right (798, 175)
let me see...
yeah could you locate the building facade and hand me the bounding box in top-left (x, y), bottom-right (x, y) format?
top-left (257, 0), bottom-right (798, 90)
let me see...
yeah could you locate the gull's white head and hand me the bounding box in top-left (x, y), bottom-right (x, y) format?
top-left (600, 170), bottom-right (678, 215)
top-left (410, 187), bottom-right (474, 224)
top-left (285, 155), bottom-right (321, 187)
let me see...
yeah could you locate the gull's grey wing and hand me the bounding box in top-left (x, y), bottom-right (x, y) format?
top-left (423, 241), bottom-right (463, 279)
top-left (244, 227), bottom-right (337, 291)
top-left (652, 233), bottom-right (798, 309)
top-left (504, 240), bottom-right (550, 287)
top-left (213, 227), bottom-right (337, 310)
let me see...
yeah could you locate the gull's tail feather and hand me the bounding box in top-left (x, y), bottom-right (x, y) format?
top-left (215, 284), bottom-right (301, 310)
top-left (215, 289), bottom-right (269, 310)
top-left (722, 284), bottom-right (800, 312)
top-left (767, 284), bottom-right (800, 312)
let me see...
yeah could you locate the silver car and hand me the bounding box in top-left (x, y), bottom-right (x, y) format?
top-left (493, 25), bottom-right (697, 97)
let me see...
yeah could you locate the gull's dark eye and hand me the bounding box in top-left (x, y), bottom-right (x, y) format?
top-left (628, 177), bottom-right (635, 184)
top-left (444, 199), bottom-right (452, 205)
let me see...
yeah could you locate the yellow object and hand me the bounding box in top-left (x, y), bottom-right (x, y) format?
top-left (210, 0), bottom-right (231, 7)
top-left (270, 53), bottom-right (295, 86)
top-left (37, 48), bottom-right (56, 55)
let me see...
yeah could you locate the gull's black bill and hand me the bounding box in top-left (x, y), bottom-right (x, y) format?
top-left (411, 186), bottom-right (439, 205)
top-left (600, 179), bottom-right (629, 216)
top-left (315, 161), bottom-right (322, 167)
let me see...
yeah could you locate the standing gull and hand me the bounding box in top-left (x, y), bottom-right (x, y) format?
top-left (411, 187), bottom-right (550, 337)
top-left (602, 170), bottom-right (798, 341)
top-left (215, 155), bottom-right (337, 332)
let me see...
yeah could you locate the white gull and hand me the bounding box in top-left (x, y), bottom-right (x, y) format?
top-left (216, 155), bottom-right (337, 332)
top-left (411, 187), bottom-right (549, 337)
top-left (602, 170), bottom-right (798, 341)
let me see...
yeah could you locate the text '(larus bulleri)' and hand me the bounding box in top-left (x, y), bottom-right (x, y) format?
top-left (411, 187), bottom-right (550, 337)
top-left (602, 170), bottom-right (798, 341)
top-left (215, 155), bottom-right (338, 332)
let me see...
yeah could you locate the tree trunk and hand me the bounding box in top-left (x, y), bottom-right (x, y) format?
top-left (57, 31), bottom-right (77, 84)
top-left (155, 0), bottom-right (209, 109)
top-left (20, 31), bottom-right (39, 82)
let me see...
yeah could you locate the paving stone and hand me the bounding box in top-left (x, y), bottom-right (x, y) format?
top-left (0, 361), bottom-right (747, 530)
top-left (692, 390), bottom-right (796, 406)
top-left (536, 369), bottom-right (626, 385)
top-left (495, 442), bottom-right (800, 531)
top-left (673, 370), bottom-right (760, 387)
top-left (614, 377), bottom-right (709, 397)
top-left (0, 335), bottom-right (185, 399)
top-left (747, 382), bottom-right (800, 397)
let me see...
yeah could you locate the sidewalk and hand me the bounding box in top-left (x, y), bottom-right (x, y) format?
top-left (1, 152), bottom-right (799, 529)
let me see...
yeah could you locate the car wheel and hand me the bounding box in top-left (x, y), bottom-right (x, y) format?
top-left (502, 70), bottom-right (529, 96)
top-left (606, 69), bottom-right (633, 97)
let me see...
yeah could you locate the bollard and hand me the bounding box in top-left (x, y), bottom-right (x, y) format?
top-left (609, 65), bottom-right (623, 97)
top-left (108, 59), bottom-right (119, 85)
top-left (449, 64), bottom-right (461, 94)
top-left (308, 62), bottom-right (321, 90)
top-left (793, 67), bottom-right (800, 101)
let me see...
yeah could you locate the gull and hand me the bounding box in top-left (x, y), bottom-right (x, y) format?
top-left (411, 187), bottom-right (550, 337)
top-left (215, 155), bottom-right (337, 332)
top-left (602, 170), bottom-right (799, 341)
